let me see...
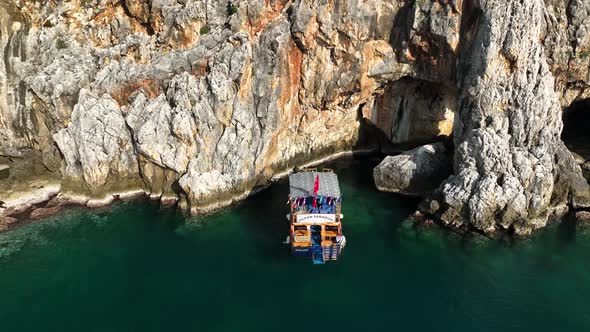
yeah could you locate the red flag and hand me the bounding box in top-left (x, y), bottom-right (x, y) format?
top-left (313, 175), bottom-right (319, 195)
top-left (312, 175), bottom-right (319, 208)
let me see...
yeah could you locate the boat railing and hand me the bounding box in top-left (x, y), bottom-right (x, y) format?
top-left (298, 167), bottom-right (334, 173)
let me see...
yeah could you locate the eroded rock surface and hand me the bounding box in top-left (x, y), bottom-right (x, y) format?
top-left (0, 0), bottom-right (588, 235)
top-left (54, 90), bottom-right (139, 190)
top-left (0, 0), bottom-right (405, 215)
top-left (370, 78), bottom-right (455, 145)
top-left (543, 0), bottom-right (590, 106)
top-left (423, 0), bottom-right (590, 235)
top-left (374, 142), bottom-right (451, 196)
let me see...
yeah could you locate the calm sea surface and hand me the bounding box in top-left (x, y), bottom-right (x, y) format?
top-left (1, 157), bottom-right (590, 331)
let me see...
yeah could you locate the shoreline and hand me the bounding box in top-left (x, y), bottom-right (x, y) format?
top-left (0, 148), bottom-right (380, 233)
top-left (3, 147), bottom-right (585, 237)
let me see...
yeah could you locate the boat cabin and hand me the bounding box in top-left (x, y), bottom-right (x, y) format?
top-left (287, 168), bottom-right (346, 264)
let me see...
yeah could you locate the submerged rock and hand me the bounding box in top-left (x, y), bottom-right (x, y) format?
top-left (0, 216), bottom-right (18, 231)
top-left (373, 143), bottom-right (451, 196)
top-left (576, 211), bottom-right (590, 222)
top-left (29, 206), bottom-right (62, 220)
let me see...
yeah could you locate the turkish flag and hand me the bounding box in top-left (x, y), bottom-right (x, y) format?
top-left (312, 175), bottom-right (319, 208)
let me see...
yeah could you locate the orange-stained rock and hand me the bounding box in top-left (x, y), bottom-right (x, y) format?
top-left (576, 211), bottom-right (590, 222)
top-left (124, 0), bottom-right (150, 24)
top-left (111, 80), bottom-right (162, 106)
top-left (29, 206), bottom-right (62, 219)
top-left (0, 0), bottom-right (588, 229)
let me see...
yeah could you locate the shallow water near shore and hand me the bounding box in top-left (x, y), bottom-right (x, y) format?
top-left (1, 157), bottom-right (590, 331)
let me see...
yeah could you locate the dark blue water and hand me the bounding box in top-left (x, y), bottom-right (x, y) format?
top-left (1, 157), bottom-right (590, 331)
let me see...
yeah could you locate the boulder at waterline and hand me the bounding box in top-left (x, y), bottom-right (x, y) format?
top-left (373, 142), bottom-right (451, 196)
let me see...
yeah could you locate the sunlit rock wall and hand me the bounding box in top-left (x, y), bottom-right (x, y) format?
top-left (422, 0), bottom-right (590, 235)
top-left (0, 0), bottom-right (441, 215)
top-left (1, 0), bottom-right (589, 235)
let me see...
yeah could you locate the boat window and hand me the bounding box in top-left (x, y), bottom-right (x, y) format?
top-left (294, 225), bottom-right (308, 236)
top-left (325, 226), bottom-right (338, 232)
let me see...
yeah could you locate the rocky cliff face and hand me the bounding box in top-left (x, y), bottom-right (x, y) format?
top-left (0, 0), bottom-right (589, 234)
top-left (544, 0), bottom-right (590, 106)
top-left (421, 0), bottom-right (590, 235)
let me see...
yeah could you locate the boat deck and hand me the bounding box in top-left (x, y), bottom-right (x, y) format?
top-left (287, 169), bottom-right (345, 264)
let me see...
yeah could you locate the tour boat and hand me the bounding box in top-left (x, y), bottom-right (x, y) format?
top-left (286, 168), bottom-right (346, 264)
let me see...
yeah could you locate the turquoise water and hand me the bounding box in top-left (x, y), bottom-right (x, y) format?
top-left (1, 157), bottom-right (590, 331)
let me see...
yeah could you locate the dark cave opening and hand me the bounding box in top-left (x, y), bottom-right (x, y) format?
top-left (562, 98), bottom-right (590, 161)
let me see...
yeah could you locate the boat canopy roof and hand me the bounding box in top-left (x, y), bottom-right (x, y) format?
top-left (288, 171), bottom-right (341, 198)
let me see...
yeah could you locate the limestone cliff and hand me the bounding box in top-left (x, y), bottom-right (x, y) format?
top-left (0, 0), bottom-right (588, 235)
top-left (422, 0), bottom-right (590, 235)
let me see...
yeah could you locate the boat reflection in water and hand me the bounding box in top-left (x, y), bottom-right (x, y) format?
top-left (286, 168), bottom-right (346, 264)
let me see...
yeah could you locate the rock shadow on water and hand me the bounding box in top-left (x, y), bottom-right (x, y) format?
top-left (178, 177), bottom-right (294, 264)
top-left (555, 213), bottom-right (578, 247)
top-left (235, 179), bottom-right (293, 263)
